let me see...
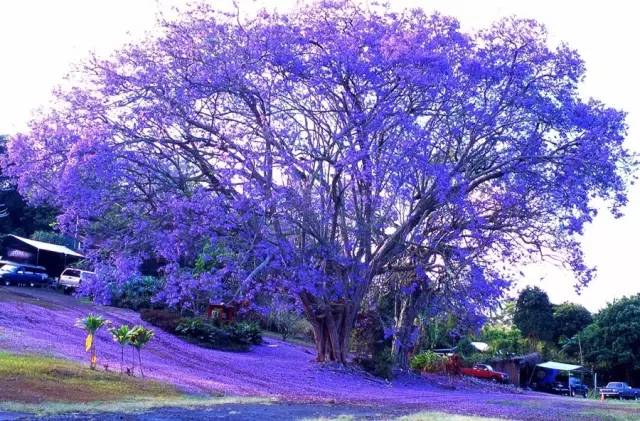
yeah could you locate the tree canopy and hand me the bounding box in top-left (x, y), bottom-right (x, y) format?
top-left (552, 302), bottom-right (592, 344)
top-left (2, 1), bottom-right (632, 363)
top-left (513, 286), bottom-right (555, 343)
top-left (580, 295), bottom-right (640, 380)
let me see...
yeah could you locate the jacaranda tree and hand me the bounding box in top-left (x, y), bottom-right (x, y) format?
top-left (3, 1), bottom-right (632, 364)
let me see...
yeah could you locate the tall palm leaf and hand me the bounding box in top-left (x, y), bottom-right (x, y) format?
top-left (128, 326), bottom-right (154, 377)
top-left (109, 324), bottom-right (131, 374)
top-left (75, 314), bottom-right (109, 369)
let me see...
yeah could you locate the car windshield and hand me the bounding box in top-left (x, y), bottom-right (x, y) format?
top-left (0, 264), bottom-right (18, 273)
top-left (606, 382), bottom-right (623, 388)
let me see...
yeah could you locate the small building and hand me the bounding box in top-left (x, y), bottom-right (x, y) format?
top-left (0, 234), bottom-right (84, 278)
top-left (490, 353), bottom-right (542, 387)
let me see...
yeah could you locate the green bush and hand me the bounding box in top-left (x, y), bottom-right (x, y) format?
top-left (140, 308), bottom-right (184, 333)
top-left (175, 318), bottom-right (262, 352)
top-left (267, 311), bottom-right (299, 341)
top-left (233, 321), bottom-right (262, 345)
top-left (356, 348), bottom-right (394, 380)
top-left (456, 337), bottom-right (476, 357)
top-left (410, 350), bottom-right (444, 373)
top-left (112, 276), bottom-right (162, 310)
top-left (265, 311), bottom-right (314, 342)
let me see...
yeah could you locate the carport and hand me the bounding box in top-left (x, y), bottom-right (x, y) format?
top-left (529, 361), bottom-right (592, 394)
top-left (0, 234), bottom-right (84, 277)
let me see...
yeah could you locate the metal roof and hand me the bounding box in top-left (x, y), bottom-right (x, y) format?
top-left (536, 361), bottom-right (582, 371)
top-left (8, 235), bottom-right (84, 258)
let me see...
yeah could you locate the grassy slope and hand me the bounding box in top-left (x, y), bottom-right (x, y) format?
top-left (0, 352), bottom-right (269, 416)
top-left (0, 352), bottom-right (180, 403)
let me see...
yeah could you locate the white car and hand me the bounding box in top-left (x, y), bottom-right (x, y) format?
top-left (58, 268), bottom-right (95, 289)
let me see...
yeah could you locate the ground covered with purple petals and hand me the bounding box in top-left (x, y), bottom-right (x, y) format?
top-left (1, 287), bottom-right (639, 420)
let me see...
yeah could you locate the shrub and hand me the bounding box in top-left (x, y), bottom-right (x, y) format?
top-left (175, 318), bottom-right (262, 352)
top-left (292, 318), bottom-right (315, 342)
top-left (233, 321), bottom-right (262, 345)
top-left (140, 309), bottom-right (184, 333)
top-left (351, 310), bottom-right (387, 357)
top-left (267, 311), bottom-right (299, 341)
top-left (357, 348), bottom-right (394, 380)
top-left (410, 350), bottom-right (444, 373)
top-left (112, 276), bottom-right (162, 310)
top-left (265, 311), bottom-right (313, 342)
top-left (456, 337), bottom-right (476, 357)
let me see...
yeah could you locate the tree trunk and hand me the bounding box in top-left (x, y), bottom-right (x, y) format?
top-left (138, 349), bottom-right (144, 377)
top-left (131, 346), bottom-right (136, 375)
top-left (391, 294), bottom-right (419, 370)
top-left (301, 292), bottom-right (356, 364)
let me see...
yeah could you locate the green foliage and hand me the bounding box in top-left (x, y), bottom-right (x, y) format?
top-left (266, 311), bottom-right (301, 341)
top-left (351, 310), bottom-right (387, 357)
top-left (175, 318), bottom-right (262, 352)
top-left (579, 295), bottom-right (640, 373)
top-left (111, 276), bottom-right (162, 310)
top-left (30, 230), bottom-right (76, 249)
top-left (128, 326), bottom-right (154, 350)
top-left (463, 352), bottom-right (489, 367)
top-left (488, 299), bottom-right (516, 327)
top-left (513, 286), bottom-right (554, 343)
top-left (415, 314), bottom-right (459, 351)
top-left (193, 242), bottom-right (233, 275)
top-left (109, 324), bottom-right (132, 374)
top-left (358, 348), bottom-right (394, 380)
top-left (75, 314), bottom-right (109, 369)
top-left (76, 314), bottom-right (109, 334)
top-left (109, 325), bottom-right (131, 346)
top-left (232, 321), bottom-right (263, 346)
top-left (480, 325), bottom-right (526, 356)
top-left (140, 308), bottom-right (185, 333)
top-left (552, 302), bottom-right (592, 344)
top-left (456, 337), bottom-right (476, 358)
top-left (410, 350), bottom-right (444, 373)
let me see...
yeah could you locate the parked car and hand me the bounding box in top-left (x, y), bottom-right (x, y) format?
top-left (58, 268), bottom-right (95, 289)
top-left (0, 261), bottom-right (49, 287)
top-left (551, 377), bottom-right (589, 397)
top-left (461, 364), bottom-right (509, 383)
top-left (600, 382), bottom-right (640, 400)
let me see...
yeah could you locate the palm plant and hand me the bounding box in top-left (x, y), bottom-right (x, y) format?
top-left (75, 314), bottom-right (109, 369)
top-left (109, 324), bottom-right (131, 374)
top-left (127, 325), bottom-right (154, 377)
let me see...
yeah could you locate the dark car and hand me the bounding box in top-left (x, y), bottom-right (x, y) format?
top-left (0, 261), bottom-right (49, 287)
top-left (552, 377), bottom-right (589, 397)
top-left (600, 382), bottom-right (639, 400)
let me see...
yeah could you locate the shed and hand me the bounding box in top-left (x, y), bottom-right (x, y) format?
top-left (490, 353), bottom-right (541, 387)
top-left (0, 234), bottom-right (83, 277)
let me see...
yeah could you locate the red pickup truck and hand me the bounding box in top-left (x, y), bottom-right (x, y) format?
top-left (461, 364), bottom-right (509, 383)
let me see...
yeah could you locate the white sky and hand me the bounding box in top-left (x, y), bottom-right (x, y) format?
top-left (0, 0), bottom-right (638, 312)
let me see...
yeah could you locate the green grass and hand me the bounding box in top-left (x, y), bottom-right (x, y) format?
top-left (0, 352), bottom-right (179, 404)
top-left (0, 352), bottom-right (271, 415)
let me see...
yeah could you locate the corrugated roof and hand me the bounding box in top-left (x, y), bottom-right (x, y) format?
top-left (9, 235), bottom-right (84, 258)
top-left (536, 361), bottom-right (582, 371)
